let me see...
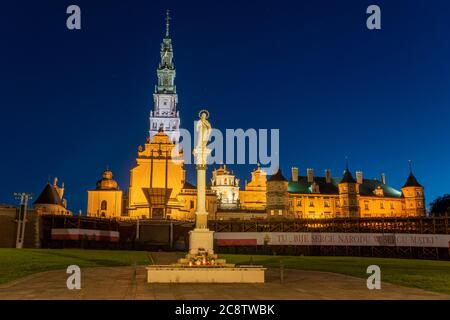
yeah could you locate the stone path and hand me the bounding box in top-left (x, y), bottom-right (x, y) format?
top-left (0, 264), bottom-right (448, 300)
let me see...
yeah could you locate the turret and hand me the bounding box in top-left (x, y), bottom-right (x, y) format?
top-left (401, 163), bottom-right (425, 216)
top-left (34, 179), bottom-right (71, 216)
top-left (266, 168), bottom-right (290, 219)
top-left (338, 168), bottom-right (359, 217)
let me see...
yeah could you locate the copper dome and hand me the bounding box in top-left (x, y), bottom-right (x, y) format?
top-left (96, 170), bottom-right (119, 190)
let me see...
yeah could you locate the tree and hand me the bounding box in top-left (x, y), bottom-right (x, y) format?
top-left (430, 194), bottom-right (450, 217)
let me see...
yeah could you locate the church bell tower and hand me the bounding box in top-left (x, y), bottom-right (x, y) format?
top-left (149, 10), bottom-right (180, 143)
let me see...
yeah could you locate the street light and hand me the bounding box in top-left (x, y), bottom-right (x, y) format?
top-left (14, 192), bottom-right (33, 249)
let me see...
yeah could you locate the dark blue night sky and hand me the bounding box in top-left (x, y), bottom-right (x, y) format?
top-left (1, 0), bottom-right (449, 212)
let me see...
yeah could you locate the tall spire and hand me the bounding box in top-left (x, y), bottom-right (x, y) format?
top-left (149, 10), bottom-right (180, 143)
top-left (165, 9), bottom-right (171, 38)
top-left (154, 10), bottom-right (176, 94)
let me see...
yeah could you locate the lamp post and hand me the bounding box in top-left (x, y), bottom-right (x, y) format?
top-left (14, 192), bottom-right (33, 249)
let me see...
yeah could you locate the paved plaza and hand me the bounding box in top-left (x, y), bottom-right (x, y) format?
top-left (0, 265), bottom-right (448, 300)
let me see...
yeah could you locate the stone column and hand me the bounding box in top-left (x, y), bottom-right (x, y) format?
top-left (189, 121), bottom-right (214, 255)
top-left (196, 163), bottom-right (208, 229)
top-left (193, 146), bottom-right (211, 230)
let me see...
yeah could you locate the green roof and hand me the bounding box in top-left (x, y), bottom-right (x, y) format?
top-left (288, 176), bottom-right (402, 198)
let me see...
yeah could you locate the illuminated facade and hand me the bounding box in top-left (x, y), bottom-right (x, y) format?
top-left (87, 169), bottom-right (123, 218)
top-left (127, 130), bottom-right (216, 220)
top-left (211, 165), bottom-right (239, 209)
top-left (87, 131), bottom-right (217, 220)
top-left (239, 164), bottom-right (267, 210)
top-left (265, 167), bottom-right (426, 219)
top-left (266, 169), bottom-right (291, 219)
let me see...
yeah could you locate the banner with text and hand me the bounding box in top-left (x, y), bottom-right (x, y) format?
top-left (215, 232), bottom-right (450, 248)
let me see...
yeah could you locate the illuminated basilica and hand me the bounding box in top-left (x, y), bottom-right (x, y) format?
top-left (83, 13), bottom-right (426, 221)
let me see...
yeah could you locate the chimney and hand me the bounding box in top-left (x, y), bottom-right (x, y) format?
top-left (325, 169), bottom-right (331, 183)
top-left (356, 171), bottom-right (363, 184)
top-left (381, 173), bottom-right (386, 184)
top-left (291, 167), bottom-right (298, 182)
top-left (307, 168), bottom-right (314, 183)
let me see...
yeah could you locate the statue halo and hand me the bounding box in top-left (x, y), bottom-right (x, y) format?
top-left (198, 109), bottom-right (210, 119)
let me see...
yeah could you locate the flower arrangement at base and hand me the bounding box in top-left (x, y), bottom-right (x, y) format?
top-left (187, 250), bottom-right (217, 267)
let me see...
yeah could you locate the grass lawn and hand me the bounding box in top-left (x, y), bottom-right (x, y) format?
top-left (1, 249), bottom-right (450, 295)
top-left (222, 254), bottom-right (450, 295)
top-left (0, 249), bottom-right (150, 285)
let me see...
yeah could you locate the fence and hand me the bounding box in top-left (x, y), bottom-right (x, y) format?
top-left (38, 215), bottom-right (450, 260)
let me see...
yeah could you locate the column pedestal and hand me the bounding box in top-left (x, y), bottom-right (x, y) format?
top-left (189, 228), bottom-right (214, 255)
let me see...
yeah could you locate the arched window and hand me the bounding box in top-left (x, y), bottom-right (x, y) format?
top-left (101, 200), bottom-right (107, 211)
